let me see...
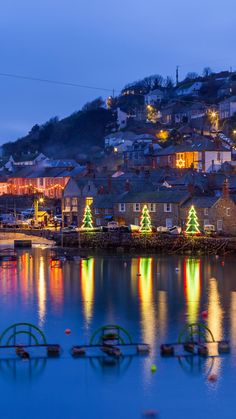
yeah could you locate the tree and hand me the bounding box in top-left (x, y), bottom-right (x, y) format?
top-left (139, 205), bottom-right (152, 233)
top-left (82, 97), bottom-right (104, 112)
top-left (202, 67), bottom-right (213, 78)
top-left (186, 72), bottom-right (199, 80)
top-left (185, 205), bottom-right (200, 235)
top-left (81, 205), bottom-right (93, 229)
top-left (164, 76), bottom-right (175, 89)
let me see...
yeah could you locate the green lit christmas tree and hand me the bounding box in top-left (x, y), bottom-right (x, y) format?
top-left (139, 205), bottom-right (152, 233)
top-left (185, 205), bottom-right (200, 235)
top-left (81, 205), bottom-right (93, 230)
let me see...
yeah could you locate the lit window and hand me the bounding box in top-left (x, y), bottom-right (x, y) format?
top-left (204, 208), bottom-right (209, 216)
top-left (72, 198), bottom-right (78, 206)
top-left (95, 208), bottom-right (99, 215)
top-left (119, 203), bottom-right (126, 212)
top-left (226, 208), bottom-right (230, 216)
top-left (149, 203), bottom-right (156, 212)
top-left (133, 203), bottom-right (141, 212)
top-left (164, 203), bottom-right (172, 212)
top-left (217, 220), bottom-right (223, 231)
top-left (86, 197), bottom-right (93, 206)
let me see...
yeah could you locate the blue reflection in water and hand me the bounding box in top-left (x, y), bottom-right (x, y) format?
top-left (0, 249), bottom-right (235, 419)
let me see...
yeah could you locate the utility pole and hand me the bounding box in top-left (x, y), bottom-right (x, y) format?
top-left (176, 66), bottom-right (179, 86)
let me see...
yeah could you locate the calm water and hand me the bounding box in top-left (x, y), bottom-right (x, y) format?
top-left (0, 247), bottom-right (236, 419)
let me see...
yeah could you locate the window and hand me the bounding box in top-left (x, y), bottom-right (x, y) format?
top-left (217, 220), bottom-right (223, 231)
top-left (119, 203), bottom-right (126, 212)
top-left (204, 219), bottom-right (209, 226)
top-left (39, 178), bottom-right (44, 186)
top-left (134, 217), bottom-right (139, 226)
top-left (149, 203), bottom-right (156, 212)
top-left (164, 203), bottom-right (172, 213)
top-left (226, 208), bottom-right (231, 216)
top-left (204, 208), bottom-right (209, 216)
top-left (95, 208), bottom-right (99, 215)
top-left (86, 197), bottom-right (93, 206)
top-left (133, 203), bottom-right (141, 212)
top-left (105, 208), bottom-right (109, 215)
top-left (72, 198), bottom-right (78, 206)
top-left (166, 218), bottom-right (173, 228)
top-left (96, 218), bottom-right (101, 226)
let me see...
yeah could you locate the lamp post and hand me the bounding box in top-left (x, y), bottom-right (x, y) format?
top-left (34, 195), bottom-right (44, 225)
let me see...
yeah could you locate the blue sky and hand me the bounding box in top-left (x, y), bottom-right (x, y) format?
top-left (0, 0), bottom-right (235, 144)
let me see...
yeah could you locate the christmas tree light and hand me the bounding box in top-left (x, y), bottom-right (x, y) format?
top-left (81, 205), bottom-right (93, 230)
top-left (139, 205), bottom-right (152, 233)
top-left (185, 205), bottom-right (200, 235)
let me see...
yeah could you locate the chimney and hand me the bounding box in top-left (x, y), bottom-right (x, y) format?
top-left (108, 175), bottom-right (112, 193)
top-left (86, 161), bottom-right (92, 174)
top-left (125, 179), bottom-right (130, 192)
top-left (99, 185), bottom-right (105, 195)
top-left (188, 183), bottom-right (194, 196)
top-left (222, 178), bottom-right (229, 198)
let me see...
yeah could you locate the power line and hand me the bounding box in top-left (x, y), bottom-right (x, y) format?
top-left (0, 71), bottom-right (118, 94)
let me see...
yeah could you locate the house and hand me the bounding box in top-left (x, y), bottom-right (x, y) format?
top-left (117, 107), bottom-right (128, 130)
top-left (181, 193), bottom-right (236, 234)
top-left (217, 81), bottom-right (236, 98)
top-left (8, 167), bottom-right (71, 198)
top-left (161, 102), bottom-right (206, 125)
top-left (156, 137), bottom-right (231, 172)
top-left (219, 96), bottom-right (236, 120)
top-left (145, 89), bottom-right (164, 105)
top-left (114, 190), bottom-right (189, 228)
top-left (12, 152), bottom-right (47, 166)
top-left (124, 141), bottom-right (162, 169)
top-left (175, 82), bottom-right (203, 97)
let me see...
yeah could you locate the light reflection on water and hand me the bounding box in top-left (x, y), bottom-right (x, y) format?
top-left (0, 248), bottom-right (235, 418)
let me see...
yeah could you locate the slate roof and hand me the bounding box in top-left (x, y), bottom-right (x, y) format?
top-left (116, 190), bottom-right (189, 204)
top-left (156, 137), bottom-right (230, 155)
top-left (181, 196), bottom-right (219, 208)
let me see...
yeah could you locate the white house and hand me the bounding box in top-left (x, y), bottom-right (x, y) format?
top-left (145, 89), bottom-right (164, 105)
top-left (176, 82), bottom-right (203, 97)
top-left (219, 96), bottom-right (236, 120)
top-left (117, 107), bottom-right (128, 130)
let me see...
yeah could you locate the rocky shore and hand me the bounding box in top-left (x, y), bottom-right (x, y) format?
top-left (54, 232), bottom-right (236, 255)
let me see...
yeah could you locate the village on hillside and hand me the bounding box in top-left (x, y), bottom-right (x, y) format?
top-left (1, 68), bottom-right (236, 235)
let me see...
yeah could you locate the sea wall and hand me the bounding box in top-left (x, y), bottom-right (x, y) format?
top-left (55, 232), bottom-right (235, 255)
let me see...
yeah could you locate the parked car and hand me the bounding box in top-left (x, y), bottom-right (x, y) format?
top-left (62, 225), bottom-right (79, 233)
top-left (204, 224), bottom-right (216, 235)
top-left (157, 226), bottom-right (169, 233)
top-left (107, 221), bottom-right (119, 230)
top-left (169, 226), bottom-right (182, 235)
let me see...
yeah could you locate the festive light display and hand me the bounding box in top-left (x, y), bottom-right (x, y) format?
top-left (185, 205), bottom-right (200, 235)
top-left (81, 205), bottom-right (94, 230)
top-left (139, 205), bottom-right (152, 233)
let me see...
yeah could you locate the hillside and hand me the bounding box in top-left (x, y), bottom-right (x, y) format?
top-left (2, 105), bottom-right (116, 160)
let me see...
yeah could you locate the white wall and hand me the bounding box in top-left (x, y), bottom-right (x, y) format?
top-left (205, 151), bottom-right (231, 172)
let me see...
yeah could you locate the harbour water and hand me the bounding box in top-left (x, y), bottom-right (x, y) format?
top-left (0, 246), bottom-right (235, 418)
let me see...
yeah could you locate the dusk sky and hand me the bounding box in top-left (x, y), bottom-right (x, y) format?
top-left (0, 0), bottom-right (235, 144)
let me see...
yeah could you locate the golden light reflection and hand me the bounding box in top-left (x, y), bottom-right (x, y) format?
top-left (231, 292), bottom-right (236, 348)
top-left (138, 258), bottom-right (155, 349)
top-left (18, 253), bottom-right (33, 301)
top-left (184, 258), bottom-right (201, 323)
top-left (38, 256), bottom-right (46, 327)
top-left (158, 291), bottom-right (167, 340)
top-left (50, 265), bottom-right (63, 313)
top-left (81, 258), bottom-right (94, 327)
top-left (208, 278), bottom-right (223, 342)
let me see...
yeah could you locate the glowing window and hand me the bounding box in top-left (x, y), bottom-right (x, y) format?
top-left (86, 197), bottom-right (93, 206)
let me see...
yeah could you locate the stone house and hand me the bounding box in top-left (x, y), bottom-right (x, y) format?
top-left (219, 96), bottom-right (236, 120)
top-left (180, 194), bottom-right (236, 234)
top-left (156, 137), bottom-right (231, 172)
top-left (114, 190), bottom-right (190, 227)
